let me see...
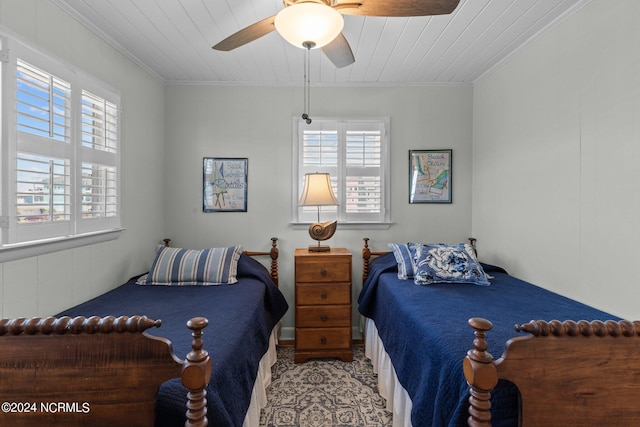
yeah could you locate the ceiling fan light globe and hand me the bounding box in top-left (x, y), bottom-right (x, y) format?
top-left (275, 2), bottom-right (344, 49)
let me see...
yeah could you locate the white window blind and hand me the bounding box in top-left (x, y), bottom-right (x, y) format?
top-left (16, 153), bottom-right (71, 223)
top-left (293, 118), bottom-right (390, 225)
top-left (82, 90), bottom-right (118, 153)
top-left (1, 36), bottom-right (121, 248)
top-left (345, 130), bottom-right (382, 217)
top-left (16, 59), bottom-right (71, 142)
top-left (81, 163), bottom-right (118, 219)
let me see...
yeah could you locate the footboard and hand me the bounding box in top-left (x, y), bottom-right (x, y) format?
top-left (0, 315), bottom-right (211, 427)
top-left (464, 317), bottom-right (640, 427)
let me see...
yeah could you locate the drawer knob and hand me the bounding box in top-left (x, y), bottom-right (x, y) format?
top-left (320, 315), bottom-right (328, 322)
top-left (321, 336), bottom-right (327, 345)
top-left (320, 268), bottom-right (327, 277)
top-left (321, 292), bottom-right (327, 299)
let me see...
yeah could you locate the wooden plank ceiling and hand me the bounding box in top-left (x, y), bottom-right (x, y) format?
top-left (52, 0), bottom-right (587, 84)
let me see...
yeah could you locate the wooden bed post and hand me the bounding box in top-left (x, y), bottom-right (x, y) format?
top-left (362, 237), bottom-right (372, 283)
top-left (182, 317), bottom-right (212, 427)
top-left (269, 237), bottom-right (279, 286)
top-left (361, 237), bottom-right (390, 283)
top-left (463, 317), bottom-right (498, 427)
top-left (242, 237), bottom-right (279, 286)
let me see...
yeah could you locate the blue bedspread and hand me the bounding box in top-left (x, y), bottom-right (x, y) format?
top-left (58, 254), bottom-right (288, 427)
top-left (358, 252), bottom-right (618, 427)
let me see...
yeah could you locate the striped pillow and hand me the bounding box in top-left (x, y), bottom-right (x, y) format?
top-left (388, 243), bottom-right (418, 280)
top-left (137, 245), bottom-right (243, 286)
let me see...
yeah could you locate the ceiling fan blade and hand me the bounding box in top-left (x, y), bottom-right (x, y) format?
top-left (212, 15), bottom-right (276, 51)
top-left (322, 33), bottom-right (355, 68)
top-left (337, 0), bottom-right (460, 17)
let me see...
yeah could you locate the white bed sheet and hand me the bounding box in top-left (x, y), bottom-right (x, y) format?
top-left (242, 328), bottom-right (278, 427)
top-left (364, 317), bottom-right (414, 427)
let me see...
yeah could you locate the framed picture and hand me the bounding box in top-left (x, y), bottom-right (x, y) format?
top-left (409, 149), bottom-right (452, 204)
top-left (203, 157), bottom-right (248, 212)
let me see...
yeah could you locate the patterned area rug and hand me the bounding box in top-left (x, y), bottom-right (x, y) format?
top-left (260, 345), bottom-right (392, 427)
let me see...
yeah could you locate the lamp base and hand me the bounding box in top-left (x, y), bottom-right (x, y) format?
top-left (308, 245), bottom-right (331, 252)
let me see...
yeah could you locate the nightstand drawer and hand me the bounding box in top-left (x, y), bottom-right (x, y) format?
top-left (295, 258), bottom-right (351, 283)
top-left (295, 327), bottom-right (351, 350)
top-left (296, 305), bottom-right (351, 327)
top-left (296, 283), bottom-right (350, 305)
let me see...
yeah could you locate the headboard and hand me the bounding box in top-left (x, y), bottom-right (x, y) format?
top-left (361, 237), bottom-right (389, 283)
top-left (0, 315), bottom-right (211, 427)
top-left (361, 237), bottom-right (479, 283)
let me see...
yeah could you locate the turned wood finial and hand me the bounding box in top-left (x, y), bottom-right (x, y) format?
top-left (243, 237), bottom-right (279, 286)
top-left (468, 237), bottom-right (478, 256)
top-left (183, 317), bottom-right (212, 427)
top-left (362, 237), bottom-right (372, 283)
top-left (464, 317), bottom-right (498, 427)
top-left (270, 237), bottom-right (279, 286)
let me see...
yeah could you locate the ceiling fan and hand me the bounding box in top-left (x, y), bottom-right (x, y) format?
top-left (212, 0), bottom-right (461, 68)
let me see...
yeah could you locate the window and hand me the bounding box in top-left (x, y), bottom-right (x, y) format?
top-left (1, 36), bottom-right (121, 254)
top-left (292, 118), bottom-right (390, 226)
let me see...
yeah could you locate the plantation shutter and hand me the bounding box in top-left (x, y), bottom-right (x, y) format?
top-left (13, 59), bottom-right (73, 242)
top-left (295, 118), bottom-right (388, 224)
top-left (344, 122), bottom-right (384, 222)
top-left (77, 88), bottom-right (120, 233)
top-left (299, 122), bottom-right (339, 221)
top-left (2, 42), bottom-right (121, 246)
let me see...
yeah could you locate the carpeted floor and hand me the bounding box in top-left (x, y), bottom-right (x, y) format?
top-left (260, 345), bottom-right (392, 427)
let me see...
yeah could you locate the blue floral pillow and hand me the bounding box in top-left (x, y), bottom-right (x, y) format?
top-left (413, 243), bottom-right (490, 286)
top-left (388, 243), bottom-right (418, 280)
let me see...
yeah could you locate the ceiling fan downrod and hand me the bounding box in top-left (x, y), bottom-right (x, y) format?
top-left (302, 41), bottom-right (315, 124)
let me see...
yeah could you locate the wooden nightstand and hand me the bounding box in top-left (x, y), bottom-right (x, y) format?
top-left (294, 248), bottom-right (353, 363)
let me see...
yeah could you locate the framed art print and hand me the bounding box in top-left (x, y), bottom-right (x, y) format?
top-left (203, 157), bottom-right (248, 212)
top-left (409, 149), bottom-right (452, 203)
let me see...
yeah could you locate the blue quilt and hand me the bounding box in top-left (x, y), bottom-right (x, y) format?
top-left (358, 252), bottom-right (618, 427)
top-left (58, 254), bottom-right (288, 427)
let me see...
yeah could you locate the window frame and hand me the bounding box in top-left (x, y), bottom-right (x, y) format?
top-left (291, 116), bottom-right (391, 229)
top-left (0, 33), bottom-right (122, 262)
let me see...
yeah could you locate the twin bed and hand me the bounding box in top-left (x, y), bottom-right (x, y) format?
top-left (3, 235), bottom-right (639, 427)
top-left (0, 238), bottom-right (288, 427)
top-left (358, 238), bottom-right (640, 427)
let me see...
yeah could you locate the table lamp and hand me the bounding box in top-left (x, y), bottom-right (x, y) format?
top-left (298, 172), bottom-right (338, 252)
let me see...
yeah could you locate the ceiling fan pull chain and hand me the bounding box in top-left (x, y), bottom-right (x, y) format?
top-left (302, 41), bottom-right (314, 124)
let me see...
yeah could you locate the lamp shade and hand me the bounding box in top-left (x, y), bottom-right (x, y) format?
top-left (299, 173), bottom-right (338, 206)
top-left (274, 2), bottom-right (344, 49)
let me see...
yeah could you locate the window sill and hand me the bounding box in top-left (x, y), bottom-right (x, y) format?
top-left (290, 222), bottom-right (392, 231)
top-left (0, 228), bottom-right (124, 263)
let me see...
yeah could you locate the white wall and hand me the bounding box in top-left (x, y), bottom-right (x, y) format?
top-left (472, 0), bottom-right (640, 319)
top-left (7, 0), bottom-right (634, 338)
top-left (0, 2), bottom-right (473, 338)
top-left (164, 84), bottom-right (474, 338)
top-left (0, 0), bottom-right (166, 318)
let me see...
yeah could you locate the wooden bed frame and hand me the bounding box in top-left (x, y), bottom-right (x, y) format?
top-left (361, 238), bottom-right (640, 427)
top-left (464, 317), bottom-right (640, 427)
top-left (0, 237), bottom-right (281, 427)
top-left (0, 315), bottom-right (210, 427)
